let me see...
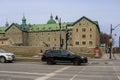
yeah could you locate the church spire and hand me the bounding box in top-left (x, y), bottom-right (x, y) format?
top-left (22, 14), bottom-right (26, 26)
top-left (50, 13), bottom-right (53, 19)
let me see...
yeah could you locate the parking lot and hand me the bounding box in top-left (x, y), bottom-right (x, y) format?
top-left (0, 59), bottom-right (120, 80)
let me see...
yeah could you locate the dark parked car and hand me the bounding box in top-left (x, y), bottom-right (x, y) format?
top-left (41, 49), bottom-right (88, 65)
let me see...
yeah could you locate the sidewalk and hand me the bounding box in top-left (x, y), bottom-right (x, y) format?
top-left (101, 53), bottom-right (120, 60)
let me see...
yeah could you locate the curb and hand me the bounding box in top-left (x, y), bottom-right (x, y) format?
top-left (16, 57), bottom-right (41, 62)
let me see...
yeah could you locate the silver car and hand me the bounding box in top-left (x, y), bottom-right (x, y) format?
top-left (0, 49), bottom-right (16, 63)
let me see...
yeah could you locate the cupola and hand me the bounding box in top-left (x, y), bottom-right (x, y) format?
top-left (47, 14), bottom-right (56, 24)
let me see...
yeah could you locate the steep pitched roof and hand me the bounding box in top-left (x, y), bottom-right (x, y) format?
top-left (72, 16), bottom-right (100, 33)
top-left (5, 23), bottom-right (29, 32)
top-left (5, 23), bottom-right (22, 32)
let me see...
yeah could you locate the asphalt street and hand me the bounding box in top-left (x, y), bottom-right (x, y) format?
top-left (0, 59), bottom-right (120, 80)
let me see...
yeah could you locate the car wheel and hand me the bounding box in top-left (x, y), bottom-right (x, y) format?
top-left (47, 58), bottom-right (54, 65)
top-left (0, 57), bottom-right (6, 63)
top-left (73, 59), bottom-right (81, 65)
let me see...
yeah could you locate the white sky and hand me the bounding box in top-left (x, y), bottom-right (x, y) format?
top-left (0, 0), bottom-right (120, 46)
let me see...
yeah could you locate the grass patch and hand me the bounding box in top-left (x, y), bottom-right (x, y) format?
top-left (79, 53), bottom-right (94, 58)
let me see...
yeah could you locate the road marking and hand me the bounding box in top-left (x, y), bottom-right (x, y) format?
top-left (35, 66), bottom-right (71, 80)
top-left (70, 67), bottom-right (85, 80)
top-left (112, 62), bottom-right (120, 80)
top-left (0, 71), bottom-right (46, 75)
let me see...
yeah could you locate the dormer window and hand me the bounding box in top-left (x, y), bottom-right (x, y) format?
top-left (36, 28), bottom-right (39, 31)
top-left (42, 27), bottom-right (45, 30)
top-left (29, 28), bottom-right (33, 31)
top-left (48, 27), bottom-right (51, 30)
top-left (55, 26), bottom-right (58, 30)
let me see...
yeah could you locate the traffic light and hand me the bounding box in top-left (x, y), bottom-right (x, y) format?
top-left (66, 30), bottom-right (70, 40)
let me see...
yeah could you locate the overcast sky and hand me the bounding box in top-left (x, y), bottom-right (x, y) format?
top-left (0, 0), bottom-right (120, 46)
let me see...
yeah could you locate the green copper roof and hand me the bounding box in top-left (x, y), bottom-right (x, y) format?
top-left (0, 22), bottom-right (72, 33)
top-left (0, 26), bottom-right (8, 33)
top-left (29, 22), bottom-right (69, 32)
top-left (47, 20), bottom-right (56, 24)
top-left (47, 14), bottom-right (56, 24)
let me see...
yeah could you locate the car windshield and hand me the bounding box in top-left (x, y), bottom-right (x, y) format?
top-left (0, 49), bottom-right (6, 53)
top-left (67, 50), bottom-right (75, 54)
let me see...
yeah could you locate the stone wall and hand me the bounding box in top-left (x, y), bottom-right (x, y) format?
top-left (67, 47), bottom-right (93, 54)
top-left (67, 47), bottom-right (105, 58)
top-left (0, 45), bottom-right (47, 57)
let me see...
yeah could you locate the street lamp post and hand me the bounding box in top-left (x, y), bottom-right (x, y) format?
top-left (109, 24), bottom-right (120, 59)
top-left (55, 16), bottom-right (62, 49)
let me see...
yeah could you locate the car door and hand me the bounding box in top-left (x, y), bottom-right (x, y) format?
top-left (52, 50), bottom-right (61, 61)
top-left (60, 50), bottom-right (71, 62)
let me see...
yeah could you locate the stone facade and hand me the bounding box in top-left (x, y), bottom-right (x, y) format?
top-left (72, 17), bottom-right (100, 48)
top-left (0, 38), bottom-right (9, 45)
top-left (5, 24), bottom-right (27, 46)
top-left (28, 30), bottom-right (66, 49)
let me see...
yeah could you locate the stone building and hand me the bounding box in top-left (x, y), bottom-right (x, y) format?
top-left (0, 15), bottom-right (100, 49)
top-left (72, 16), bottom-right (100, 48)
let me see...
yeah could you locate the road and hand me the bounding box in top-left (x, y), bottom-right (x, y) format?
top-left (0, 59), bottom-right (120, 80)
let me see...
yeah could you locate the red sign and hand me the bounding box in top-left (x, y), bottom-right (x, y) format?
top-left (94, 47), bottom-right (101, 58)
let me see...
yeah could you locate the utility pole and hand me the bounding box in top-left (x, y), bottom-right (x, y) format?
top-left (119, 36), bottom-right (120, 48)
top-left (109, 24), bottom-right (112, 59)
top-left (109, 24), bottom-right (120, 59)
